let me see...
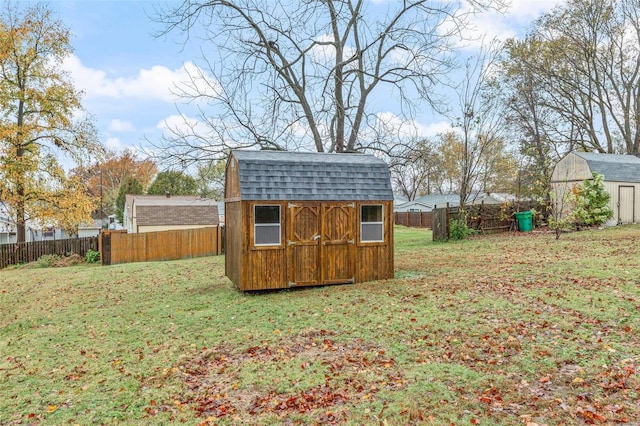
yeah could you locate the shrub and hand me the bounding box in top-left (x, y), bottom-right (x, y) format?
top-left (449, 219), bottom-right (476, 241)
top-left (85, 249), bottom-right (100, 263)
top-left (57, 253), bottom-right (85, 267)
top-left (36, 254), bottom-right (63, 268)
top-left (572, 172), bottom-right (613, 227)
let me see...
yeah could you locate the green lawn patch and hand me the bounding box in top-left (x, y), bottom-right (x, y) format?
top-left (1, 226), bottom-right (639, 424)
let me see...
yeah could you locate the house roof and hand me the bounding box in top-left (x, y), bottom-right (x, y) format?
top-left (574, 152), bottom-right (640, 183)
top-left (129, 195), bottom-right (219, 227)
top-left (413, 194), bottom-right (460, 208)
top-left (232, 150), bottom-right (393, 201)
top-left (133, 196), bottom-right (218, 207)
top-left (394, 201), bottom-right (433, 212)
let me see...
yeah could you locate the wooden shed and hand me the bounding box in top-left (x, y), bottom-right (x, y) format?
top-left (551, 152), bottom-right (640, 224)
top-left (225, 150), bottom-right (394, 291)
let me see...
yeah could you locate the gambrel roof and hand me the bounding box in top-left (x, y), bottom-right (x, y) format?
top-left (232, 150), bottom-right (393, 201)
top-left (574, 152), bottom-right (640, 183)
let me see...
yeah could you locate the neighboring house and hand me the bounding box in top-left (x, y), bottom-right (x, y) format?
top-left (0, 201), bottom-right (15, 245)
top-left (0, 201), bottom-right (74, 243)
top-left (551, 152), bottom-right (640, 225)
top-left (78, 220), bottom-right (102, 238)
top-left (393, 201), bottom-right (433, 213)
top-left (216, 201), bottom-right (225, 225)
top-left (123, 194), bottom-right (219, 233)
top-left (225, 149), bottom-right (394, 291)
top-left (394, 193), bottom-right (516, 213)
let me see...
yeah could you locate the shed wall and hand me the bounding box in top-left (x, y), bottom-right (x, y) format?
top-left (551, 157), bottom-right (640, 224)
top-left (225, 156), bottom-right (241, 200)
top-left (551, 153), bottom-right (591, 183)
top-left (243, 201), bottom-right (288, 290)
top-left (356, 201), bottom-right (394, 282)
top-left (224, 201), bottom-right (243, 287)
top-left (604, 182), bottom-right (640, 224)
top-left (232, 200), bottom-right (393, 291)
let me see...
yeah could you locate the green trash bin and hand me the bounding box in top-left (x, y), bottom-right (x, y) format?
top-left (514, 211), bottom-right (533, 232)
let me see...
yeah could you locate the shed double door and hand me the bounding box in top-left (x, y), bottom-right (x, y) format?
top-left (288, 203), bottom-right (355, 286)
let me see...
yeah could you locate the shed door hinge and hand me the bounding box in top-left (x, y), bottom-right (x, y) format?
top-left (288, 203), bottom-right (299, 208)
top-left (288, 240), bottom-right (296, 246)
top-left (346, 203), bottom-right (355, 208)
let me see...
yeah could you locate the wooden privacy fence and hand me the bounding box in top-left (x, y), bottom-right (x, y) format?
top-left (432, 201), bottom-right (548, 241)
top-left (100, 226), bottom-right (223, 266)
top-left (0, 236), bottom-right (99, 269)
top-left (394, 211), bottom-right (433, 228)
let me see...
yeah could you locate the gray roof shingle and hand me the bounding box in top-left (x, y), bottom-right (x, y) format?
top-left (574, 152), bottom-right (640, 183)
top-left (232, 150), bottom-right (393, 201)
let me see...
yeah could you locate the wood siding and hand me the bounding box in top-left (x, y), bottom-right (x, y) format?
top-left (356, 201), bottom-right (394, 282)
top-left (289, 203), bottom-right (321, 285)
top-left (321, 203), bottom-right (356, 284)
top-left (225, 156), bottom-right (241, 200)
top-left (228, 200), bottom-right (393, 291)
top-left (551, 153), bottom-right (592, 183)
top-left (224, 201), bottom-right (243, 287)
top-left (244, 201), bottom-right (287, 291)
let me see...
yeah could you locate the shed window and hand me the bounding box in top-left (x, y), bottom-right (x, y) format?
top-left (361, 205), bottom-right (384, 242)
top-left (254, 205), bottom-right (281, 245)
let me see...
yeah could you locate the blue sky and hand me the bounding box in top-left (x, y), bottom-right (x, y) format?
top-left (42, 0), bottom-right (566, 159)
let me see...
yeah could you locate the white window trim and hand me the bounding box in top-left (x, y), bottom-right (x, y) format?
top-left (361, 204), bottom-right (384, 243)
top-left (254, 205), bottom-right (281, 246)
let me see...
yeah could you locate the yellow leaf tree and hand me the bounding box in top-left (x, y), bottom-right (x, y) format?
top-left (0, 3), bottom-right (102, 242)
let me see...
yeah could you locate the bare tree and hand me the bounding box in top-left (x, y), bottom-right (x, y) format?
top-left (390, 138), bottom-right (442, 200)
top-left (498, 36), bottom-right (572, 201)
top-left (525, 0), bottom-right (640, 155)
top-left (151, 0), bottom-right (507, 166)
top-left (451, 39), bottom-right (507, 207)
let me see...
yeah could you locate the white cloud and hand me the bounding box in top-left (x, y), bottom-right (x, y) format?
top-left (157, 114), bottom-right (213, 137)
top-left (108, 119), bottom-right (135, 132)
top-left (63, 55), bottom-right (220, 103)
top-left (421, 120), bottom-right (454, 137)
top-left (105, 137), bottom-right (123, 151)
top-left (442, 0), bottom-right (567, 50)
top-left (376, 112), bottom-right (451, 138)
top-left (505, 0), bottom-right (566, 20)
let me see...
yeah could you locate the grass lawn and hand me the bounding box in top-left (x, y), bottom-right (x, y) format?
top-left (1, 225), bottom-right (639, 425)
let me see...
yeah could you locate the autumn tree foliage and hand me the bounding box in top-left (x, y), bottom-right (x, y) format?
top-left (71, 149), bottom-right (157, 220)
top-left (0, 3), bottom-right (101, 242)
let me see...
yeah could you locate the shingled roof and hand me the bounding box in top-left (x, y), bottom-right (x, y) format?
top-left (232, 150), bottom-right (393, 201)
top-left (574, 152), bottom-right (640, 183)
top-left (130, 195), bottom-right (219, 227)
